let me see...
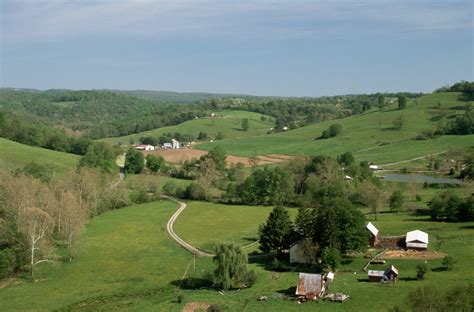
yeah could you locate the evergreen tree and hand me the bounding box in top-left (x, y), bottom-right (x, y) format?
top-left (258, 206), bottom-right (294, 255)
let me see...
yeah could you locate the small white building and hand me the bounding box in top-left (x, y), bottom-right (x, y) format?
top-left (369, 164), bottom-right (382, 170)
top-left (405, 230), bottom-right (429, 250)
top-left (171, 139), bottom-right (180, 149)
top-left (344, 175), bottom-right (353, 181)
top-left (163, 143), bottom-right (172, 149)
top-left (135, 144), bottom-right (155, 151)
top-left (366, 222), bottom-right (380, 247)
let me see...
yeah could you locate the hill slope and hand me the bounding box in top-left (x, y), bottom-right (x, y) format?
top-left (196, 92), bottom-right (473, 163)
top-left (101, 110), bottom-right (274, 145)
top-left (0, 138), bottom-right (80, 173)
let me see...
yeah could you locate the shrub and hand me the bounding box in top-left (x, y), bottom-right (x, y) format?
top-left (208, 304), bottom-right (224, 312)
top-left (442, 255), bottom-right (454, 270)
top-left (163, 181), bottom-right (177, 196)
top-left (0, 248), bottom-right (16, 278)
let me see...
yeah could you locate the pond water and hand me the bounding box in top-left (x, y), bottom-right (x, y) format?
top-left (379, 173), bottom-right (463, 185)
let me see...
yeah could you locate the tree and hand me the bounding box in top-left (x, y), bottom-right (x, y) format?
top-left (258, 206), bottom-right (293, 255)
top-left (392, 113), bottom-right (404, 129)
top-left (207, 146), bottom-right (227, 171)
top-left (377, 95), bottom-right (385, 110)
top-left (389, 190), bottom-right (405, 212)
top-left (59, 192), bottom-right (87, 260)
top-left (398, 95), bottom-right (407, 109)
top-left (337, 152), bottom-right (355, 167)
top-left (213, 243), bottom-right (252, 290)
top-left (241, 118), bottom-right (249, 131)
top-left (79, 142), bottom-right (116, 173)
top-left (19, 207), bottom-right (54, 277)
top-left (416, 262), bottom-right (428, 280)
top-left (197, 131), bottom-right (208, 140)
top-left (295, 207), bottom-right (314, 238)
top-left (360, 180), bottom-right (386, 220)
top-left (320, 124), bottom-right (342, 139)
top-left (442, 255), bottom-right (454, 271)
top-left (124, 148), bottom-right (144, 174)
top-left (145, 154), bottom-right (165, 174)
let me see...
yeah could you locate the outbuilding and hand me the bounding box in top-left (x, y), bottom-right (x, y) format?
top-left (366, 222), bottom-right (380, 247)
top-left (405, 230), bottom-right (429, 250)
top-left (384, 265), bottom-right (399, 283)
top-left (368, 270), bottom-right (385, 282)
top-left (295, 273), bottom-right (325, 300)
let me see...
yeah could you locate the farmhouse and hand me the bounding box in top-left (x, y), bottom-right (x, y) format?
top-left (366, 222), bottom-right (380, 247)
top-left (295, 273), bottom-right (325, 300)
top-left (135, 144), bottom-right (155, 151)
top-left (405, 230), bottom-right (429, 250)
top-left (289, 238), bottom-right (316, 264)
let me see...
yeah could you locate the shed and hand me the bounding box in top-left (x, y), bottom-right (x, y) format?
top-left (163, 143), bottom-right (172, 149)
top-left (384, 265), bottom-right (398, 283)
top-left (368, 270), bottom-right (385, 282)
top-left (135, 144), bottom-right (154, 151)
top-left (295, 273), bottom-right (325, 300)
top-left (366, 222), bottom-right (380, 247)
top-left (405, 230), bottom-right (429, 250)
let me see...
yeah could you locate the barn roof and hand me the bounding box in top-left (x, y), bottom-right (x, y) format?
top-left (295, 273), bottom-right (323, 296)
top-left (366, 222), bottom-right (379, 237)
top-left (368, 270), bottom-right (385, 277)
top-left (385, 265), bottom-right (398, 275)
top-left (406, 230), bottom-right (429, 244)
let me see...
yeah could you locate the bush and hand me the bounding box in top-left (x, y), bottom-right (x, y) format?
top-left (442, 255), bottom-right (454, 270)
top-left (0, 248), bottom-right (17, 278)
top-left (415, 194), bottom-right (422, 201)
top-left (185, 183), bottom-right (206, 200)
top-left (243, 270), bottom-right (257, 287)
top-left (319, 124), bottom-right (342, 139)
top-left (163, 181), bottom-right (177, 196)
top-left (416, 262), bottom-right (428, 280)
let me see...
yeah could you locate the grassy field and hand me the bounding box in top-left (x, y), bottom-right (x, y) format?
top-left (196, 93), bottom-right (473, 163)
top-left (0, 138), bottom-right (80, 174)
top-left (102, 110), bottom-right (274, 145)
top-left (1, 193), bottom-right (473, 311)
top-left (173, 201), bottom-right (278, 252)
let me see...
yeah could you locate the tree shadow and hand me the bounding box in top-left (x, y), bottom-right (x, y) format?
top-left (460, 225), bottom-right (474, 230)
top-left (277, 286), bottom-right (297, 296)
top-left (169, 277), bottom-right (213, 290)
top-left (431, 267), bottom-right (448, 272)
top-left (232, 128), bottom-right (245, 131)
top-left (381, 127), bottom-right (401, 131)
top-left (399, 277), bottom-right (418, 282)
top-left (357, 278), bottom-right (369, 283)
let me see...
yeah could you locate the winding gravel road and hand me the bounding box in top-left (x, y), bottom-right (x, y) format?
top-left (164, 196), bottom-right (214, 257)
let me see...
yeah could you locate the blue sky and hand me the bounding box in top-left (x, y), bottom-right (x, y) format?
top-left (1, 0), bottom-right (472, 96)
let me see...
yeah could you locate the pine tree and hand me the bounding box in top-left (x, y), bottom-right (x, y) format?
top-left (258, 206), bottom-right (293, 255)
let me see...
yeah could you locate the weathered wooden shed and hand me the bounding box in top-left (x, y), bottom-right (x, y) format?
top-left (295, 273), bottom-right (325, 300)
top-left (405, 230), bottom-right (429, 250)
top-left (368, 270), bottom-right (385, 282)
top-left (384, 265), bottom-right (399, 283)
top-left (366, 222), bottom-right (380, 247)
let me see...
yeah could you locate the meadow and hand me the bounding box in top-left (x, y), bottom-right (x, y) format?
top-left (195, 93), bottom-right (473, 163)
top-left (102, 110), bottom-right (274, 145)
top-left (1, 192), bottom-right (473, 311)
top-left (0, 138), bottom-right (80, 174)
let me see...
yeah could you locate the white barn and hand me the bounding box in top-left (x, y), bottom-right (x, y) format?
top-left (405, 230), bottom-right (429, 250)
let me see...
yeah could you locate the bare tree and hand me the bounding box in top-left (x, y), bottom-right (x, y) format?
top-left (360, 180), bottom-right (387, 220)
top-left (59, 191), bottom-right (88, 260)
top-left (19, 207), bottom-right (54, 277)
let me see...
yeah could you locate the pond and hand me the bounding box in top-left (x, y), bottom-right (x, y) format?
top-left (379, 173), bottom-right (463, 185)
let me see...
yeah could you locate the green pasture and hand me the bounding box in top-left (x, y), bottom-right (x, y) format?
top-left (102, 110), bottom-right (274, 145)
top-left (196, 93), bottom-right (473, 163)
top-left (1, 195), bottom-right (473, 311)
top-left (0, 138), bottom-right (80, 174)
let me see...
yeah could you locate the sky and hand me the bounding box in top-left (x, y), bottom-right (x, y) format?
top-left (1, 0), bottom-right (473, 96)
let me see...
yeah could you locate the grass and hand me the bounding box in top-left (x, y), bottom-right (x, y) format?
top-left (195, 93), bottom-right (473, 163)
top-left (1, 192), bottom-right (473, 311)
top-left (0, 138), bottom-right (80, 174)
top-left (101, 110), bottom-right (274, 145)
top-left (173, 201), bottom-right (278, 252)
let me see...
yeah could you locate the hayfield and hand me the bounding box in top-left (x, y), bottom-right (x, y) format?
top-left (102, 110), bottom-right (274, 145)
top-left (196, 93), bottom-right (473, 163)
top-left (0, 138), bottom-right (80, 174)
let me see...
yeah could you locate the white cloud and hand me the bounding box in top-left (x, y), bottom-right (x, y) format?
top-left (1, 0), bottom-right (472, 42)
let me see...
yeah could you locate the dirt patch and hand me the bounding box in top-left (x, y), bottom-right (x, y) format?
top-left (0, 278), bottom-right (22, 289)
top-left (382, 250), bottom-right (447, 260)
top-left (144, 149), bottom-right (292, 167)
top-left (182, 302), bottom-right (211, 312)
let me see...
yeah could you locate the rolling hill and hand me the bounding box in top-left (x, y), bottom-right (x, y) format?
top-left (195, 92), bottom-right (473, 163)
top-left (0, 138), bottom-right (80, 173)
top-left (101, 110), bottom-right (274, 145)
